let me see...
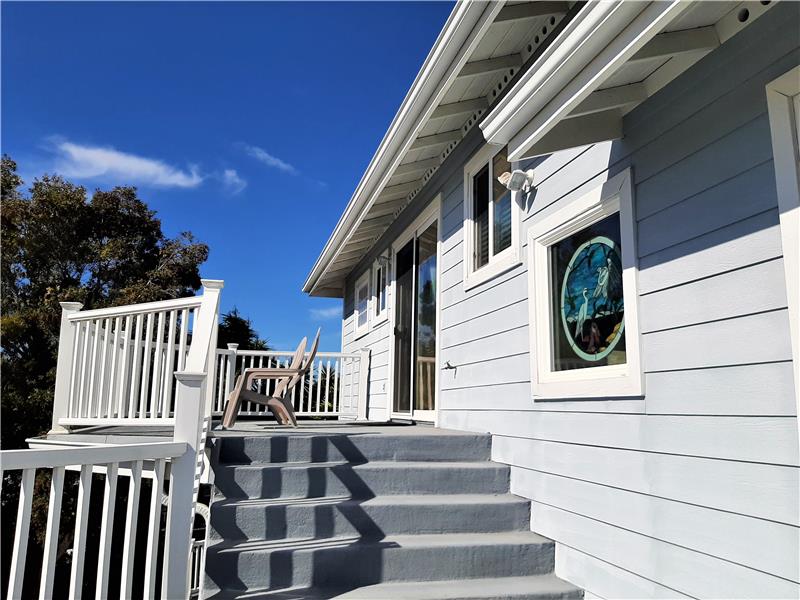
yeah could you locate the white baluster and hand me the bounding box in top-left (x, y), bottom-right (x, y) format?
top-left (96, 462), bottom-right (118, 600)
top-left (162, 310), bottom-right (178, 418)
top-left (117, 315), bottom-right (133, 418)
top-left (39, 466), bottom-right (64, 600)
top-left (7, 468), bottom-right (34, 599)
top-left (139, 313), bottom-right (155, 418)
top-left (120, 460), bottom-right (143, 598)
top-left (107, 316), bottom-right (122, 417)
top-left (69, 464), bottom-right (93, 599)
top-left (150, 311), bottom-right (166, 418)
top-left (143, 458), bottom-right (166, 600)
top-left (129, 314), bottom-right (145, 419)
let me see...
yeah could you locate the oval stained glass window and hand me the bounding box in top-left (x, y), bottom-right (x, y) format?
top-left (559, 236), bottom-right (624, 362)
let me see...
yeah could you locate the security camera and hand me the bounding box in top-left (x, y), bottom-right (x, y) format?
top-left (497, 169), bottom-right (535, 193)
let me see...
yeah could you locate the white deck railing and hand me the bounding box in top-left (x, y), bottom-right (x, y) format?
top-left (3, 279), bottom-right (223, 599)
top-left (211, 346), bottom-right (370, 420)
top-left (51, 293), bottom-right (212, 429)
top-left (1, 442), bottom-right (185, 599)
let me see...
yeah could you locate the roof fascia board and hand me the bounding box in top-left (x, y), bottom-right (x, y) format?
top-left (480, 0), bottom-right (692, 162)
top-left (303, 0), bottom-right (503, 295)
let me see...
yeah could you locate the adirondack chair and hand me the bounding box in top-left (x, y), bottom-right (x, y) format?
top-left (221, 329), bottom-right (321, 429)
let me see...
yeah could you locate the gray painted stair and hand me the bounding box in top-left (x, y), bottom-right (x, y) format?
top-left (204, 429), bottom-right (582, 599)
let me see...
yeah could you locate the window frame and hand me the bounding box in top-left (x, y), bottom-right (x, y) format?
top-left (463, 144), bottom-right (521, 290)
top-left (527, 168), bottom-right (643, 399)
top-left (353, 270), bottom-right (371, 339)
top-left (372, 256), bottom-right (389, 326)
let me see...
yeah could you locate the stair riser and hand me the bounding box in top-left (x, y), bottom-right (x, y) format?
top-left (205, 540), bottom-right (556, 589)
top-left (214, 464), bottom-right (510, 499)
top-left (210, 500), bottom-right (530, 540)
top-left (218, 434), bottom-right (493, 464)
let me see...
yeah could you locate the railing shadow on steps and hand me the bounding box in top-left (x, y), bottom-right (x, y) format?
top-left (205, 434), bottom-right (399, 597)
top-left (1, 279), bottom-right (224, 600)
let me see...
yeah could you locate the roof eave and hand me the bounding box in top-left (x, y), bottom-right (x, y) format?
top-left (479, 0), bottom-right (691, 161)
top-left (303, 0), bottom-right (502, 297)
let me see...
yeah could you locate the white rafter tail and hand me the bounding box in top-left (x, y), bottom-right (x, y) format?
top-left (495, 1), bottom-right (568, 23)
top-left (376, 180), bottom-right (420, 201)
top-left (628, 25), bottom-right (719, 64)
top-left (430, 97), bottom-right (488, 120)
top-left (458, 53), bottom-right (522, 78)
top-left (568, 83), bottom-right (648, 119)
top-left (515, 109), bottom-right (623, 158)
top-left (409, 130), bottom-right (462, 151)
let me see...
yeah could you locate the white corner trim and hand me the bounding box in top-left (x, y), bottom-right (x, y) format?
top-left (765, 65), bottom-right (800, 446)
top-left (527, 168), bottom-right (643, 400)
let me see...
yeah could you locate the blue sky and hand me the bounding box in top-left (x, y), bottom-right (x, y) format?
top-left (2, 1), bottom-right (453, 351)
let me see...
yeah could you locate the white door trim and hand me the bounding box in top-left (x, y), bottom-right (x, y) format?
top-left (388, 196), bottom-right (442, 422)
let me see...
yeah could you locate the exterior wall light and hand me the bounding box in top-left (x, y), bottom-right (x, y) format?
top-left (498, 169), bottom-right (535, 194)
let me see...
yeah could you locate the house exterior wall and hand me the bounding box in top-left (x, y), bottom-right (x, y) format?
top-left (341, 4), bottom-right (799, 597)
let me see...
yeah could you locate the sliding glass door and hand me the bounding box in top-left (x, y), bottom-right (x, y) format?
top-left (392, 212), bottom-right (438, 421)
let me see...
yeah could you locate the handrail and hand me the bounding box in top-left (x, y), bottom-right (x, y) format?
top-left (0, 442), bottom-right (186, 471)
top-left (68, 296), bottom-right (203, 321)
top-left (232, 349), bottom-right (362, 359)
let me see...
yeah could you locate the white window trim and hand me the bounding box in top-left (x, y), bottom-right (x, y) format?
top-left (527, 168), bottom-right (643, 399)
top-left (372, 257), bottom-right (389, 326)
top-left (463, 144), bottom-right (522, 291)
top-left (766, 65), bottom-right (800, 432)
top-left (353, 270), bottom-right (371, 339)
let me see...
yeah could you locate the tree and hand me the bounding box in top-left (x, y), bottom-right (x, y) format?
top-left (217, 307), bottom-right (270, 350)
top-left (0, 155), bottom-right (210, 450)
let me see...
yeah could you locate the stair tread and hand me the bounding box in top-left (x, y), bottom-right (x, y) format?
top-left (211, 493), bottom-right (528, 509)
top-left (218, 460), bottom-right (505, 470)
top-left (208, 530), bottom-right (553, 554)
top-left (206, 573), bottom-right (581, 599)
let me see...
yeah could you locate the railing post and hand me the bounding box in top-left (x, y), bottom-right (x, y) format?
top-left (199, 279), bottom-right (223, 417)
top-left (50, 301), bottom-right (83, 433)
top-left (164, 371), bottom-right (205, 600)
top-left (357, 349), bottom-right (371, 421)
top-left (226, 343), bottom-right (239, 395)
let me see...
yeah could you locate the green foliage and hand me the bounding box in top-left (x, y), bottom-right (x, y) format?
top-left (217, 307), bottom-right (270, 350)
top-left (0, 155), bottom-right (210, 450)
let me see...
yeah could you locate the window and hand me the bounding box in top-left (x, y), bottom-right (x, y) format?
top-left (464, 145), bottom-right (521, 289)
top-left (527, 169), bottom-right (643, 399)
top-left (373, 257), bottom-right (389, 324)
top-left (354, 271), bottom-right (370, 338)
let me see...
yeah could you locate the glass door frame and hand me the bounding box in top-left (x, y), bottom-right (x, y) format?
top-left (388, 195), bottom-right (441, 423)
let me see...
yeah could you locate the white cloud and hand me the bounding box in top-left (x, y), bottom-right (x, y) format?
top-left (221, 168), bottom-right (247, 194)
top-left (51, 139), bottom-right (203, 188)
top-left (240, 143), bottom-right (298, 175)
top-left (310, 306), bottom-right (341, 320)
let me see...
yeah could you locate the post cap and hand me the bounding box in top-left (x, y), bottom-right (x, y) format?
top-left (59, 301), bottom-right (84, 312)
top-left (201, 279), bottom-right (224, 290)
top-left (227, 343), bottom-right (240, 350)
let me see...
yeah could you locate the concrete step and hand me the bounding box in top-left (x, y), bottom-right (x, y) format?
top-left (204, 531), bottom-right (556, 592)
top-left (213, 461), bottom-right (511, 500)
top-left (216, 432), bottom-right (493, 465)
top-left (205, 574), bottom-right (583, 599)
top-left (209, 493), bottom-right (531, 541)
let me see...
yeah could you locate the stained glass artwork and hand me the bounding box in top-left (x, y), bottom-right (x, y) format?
top-left (550, 214), bottom-right (626, 371)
